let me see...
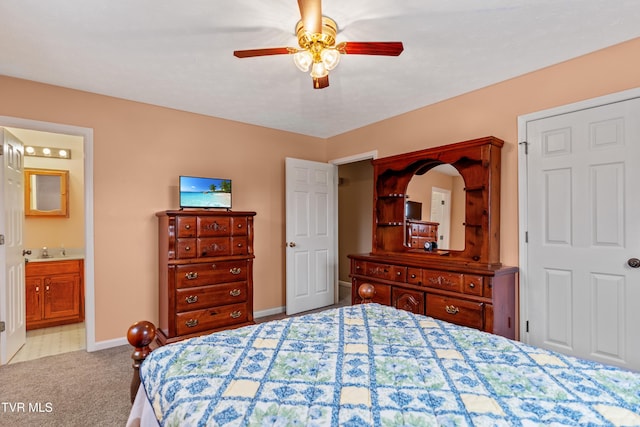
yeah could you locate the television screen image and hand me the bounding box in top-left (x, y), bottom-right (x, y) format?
top-left (405, 200), bottom-right (422, 220)
top-left (179, 176), bottom-right (232, 209)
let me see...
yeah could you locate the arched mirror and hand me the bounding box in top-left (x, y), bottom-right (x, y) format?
top-left (24, 168), bottom-right (69, 217)
top-left (405, 164), bottom-right (465, 251)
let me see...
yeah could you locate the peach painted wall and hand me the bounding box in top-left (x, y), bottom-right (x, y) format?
top-left (327, 37), bottom-right (640, 268)
top-left (0, 76), bottom-right (326, 341)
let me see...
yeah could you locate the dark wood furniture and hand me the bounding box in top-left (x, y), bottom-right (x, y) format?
top-left (350, 136), bottom-right (518, 339)
top-left (156, 210), bottom-right (256, 345)
top-left (25, 259), bottom-right (84, 330)
top-left (406, 219), bottom-right (438, 249)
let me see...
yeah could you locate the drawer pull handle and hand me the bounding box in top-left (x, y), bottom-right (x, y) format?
top-left (185, 246), bottom-right (191, 251)
top-left (396, 271), bottom-right (401, 276)
top-left (185, 224), bottom-right (191, 229)
top-left (445, 305), bottom-right (459, 315)
top-left (237, 243), bottom-right (243, 247)
top-left (230, 310), bottom-right (242, 319)
top-left (468, 283), bottom-right (476, 289)
top-left (237, 224), bottom-right (243, 228)
top-left (185, 272), bottom-right (198, 280)
top-left (185, 319), bottom-right (199, 328)
top-left (411, 274), bottom-right (416, 279)
top-left (230, 289), bottom-right (241, 297)
top-left (230, 267), bottom-right (242, 275)
top-left (185, 295), bottom-right (199, 304)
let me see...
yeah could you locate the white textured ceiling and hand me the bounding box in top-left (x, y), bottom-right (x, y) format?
top-left (1, 1), bottom-right (639, 138)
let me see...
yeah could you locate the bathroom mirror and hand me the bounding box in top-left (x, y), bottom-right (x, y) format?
top-left (24, 168), bottom-right (69, 217)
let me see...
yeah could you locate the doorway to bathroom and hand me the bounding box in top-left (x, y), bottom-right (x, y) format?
top-left (0, 117), bottom-right (94, 365)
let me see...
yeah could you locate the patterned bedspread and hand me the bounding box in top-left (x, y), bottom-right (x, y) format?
top-left (140, 304), bottom-right (640, 426)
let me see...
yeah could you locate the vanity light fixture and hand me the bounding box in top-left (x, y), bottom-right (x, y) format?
top-left (24, 145), bottom-right (72, 159)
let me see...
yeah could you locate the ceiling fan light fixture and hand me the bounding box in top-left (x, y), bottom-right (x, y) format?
top-left (293, 50), bottom-right (313, 72)
top-left (310, 61), bottom-right (328, 78)
top-left (320, 48), bottom-right (340, 70)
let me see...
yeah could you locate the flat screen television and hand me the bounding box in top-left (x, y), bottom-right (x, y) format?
top-left (405, 200), bottom-right (422, 220)
top-left (179, 176), bottom-right (232, 209)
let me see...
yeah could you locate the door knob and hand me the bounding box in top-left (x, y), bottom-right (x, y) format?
top-left (288, 242), bottom-right (296, 247)
top-left (628, 258), bottom-right (640, 268)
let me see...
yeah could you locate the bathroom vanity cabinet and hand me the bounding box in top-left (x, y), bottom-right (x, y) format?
top-left (25, 259), bottom-right (84, 330)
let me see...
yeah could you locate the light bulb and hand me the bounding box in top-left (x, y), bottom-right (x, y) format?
top-left (25, 146), bottom-right (35, 154)
top-left (310, 61), bottom-right (328, 78)
top-left (321, 48), bottom-right (340, 70)
top-left (59, 149), bottom-right (68, 158)
top-left (42, 148), bottom-right (51, 155)
top-left (293, 50), bottom-right (313, 72)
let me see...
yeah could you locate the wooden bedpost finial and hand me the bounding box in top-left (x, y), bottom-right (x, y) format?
top-left (128, 320), bottom-right (156, 404)
top-left (358, 283), bottom-right (375, 303)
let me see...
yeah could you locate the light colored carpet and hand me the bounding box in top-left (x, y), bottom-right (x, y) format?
top-left (0, 344), bottom-right (132, 426)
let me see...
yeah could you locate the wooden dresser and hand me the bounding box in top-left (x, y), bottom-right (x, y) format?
top-left (156, 210), bottom-right (256, 345)
top-left (406, 220), bottom-right (438, 249)
top-left (350, 137), bottom-right (518, 339)
top-left (349, 254), bottom-right (517, 338)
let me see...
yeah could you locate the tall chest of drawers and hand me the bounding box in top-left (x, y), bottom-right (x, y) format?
top-left (156, 210), bottom-right (256, 345)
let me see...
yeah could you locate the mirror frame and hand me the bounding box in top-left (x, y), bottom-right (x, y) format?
top-left (24, 168), bottom-right (69, 217)
top-left (371, 136), bottom-right (503, 266)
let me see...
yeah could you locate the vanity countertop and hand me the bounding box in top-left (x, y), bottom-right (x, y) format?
top-left (25, 248), bottom-right (85, 263)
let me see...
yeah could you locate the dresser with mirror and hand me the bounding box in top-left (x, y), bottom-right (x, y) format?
top-left (349, 136), bottom-right (518, 339)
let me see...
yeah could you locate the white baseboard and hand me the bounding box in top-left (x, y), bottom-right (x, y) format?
top-left (339, 280), bottom-right (351, 288)
top-left (88, 336), bottom-right (129, 352)
top-left (254, 306), bottom-right (285, 319)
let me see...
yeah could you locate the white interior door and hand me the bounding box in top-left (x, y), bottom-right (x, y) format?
top-left (285, 158), bottom-right (337, 315)
top-left (430, 187), bottom-right (451, 248)
top-left (0, 128), bottom-right (26, 365)
top-left (524, 97), bottom-right (640, 370)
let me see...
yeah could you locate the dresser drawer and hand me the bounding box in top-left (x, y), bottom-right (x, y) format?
top-left (231, 217), bottom-right (248, 236)
top-left (176, 238), bottom-right (197, 259)
top-left (198, 237), bottom-right (231, 257)
top-left (176, 282), bottom-right (248, 311)
top-left (407, 268), bottom-right (422, 285)
top-left (426, 295), bottom-right (484, 330)
top-left (197, 216), bottom-right (231, 237)
top-left (176, 216), bottom-right (197, 237)
top-left (423, 271), bottom-right (463, 292)
top-left (176, 302), bottom-right (248, 336)
top-left (365, 262), bottom-right (406, 282)
top-left (175, 261), bottom-right (247, 289)
top-left (231, 236), bottom-right (248, 255)
top-left (463, 275), bottom-right (484, 296)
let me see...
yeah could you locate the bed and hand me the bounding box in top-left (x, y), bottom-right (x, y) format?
top-left (126, 299), bottom-right (640, 427)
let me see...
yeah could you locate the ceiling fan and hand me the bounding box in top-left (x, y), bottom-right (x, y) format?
top-left (233, 0), bottom-right (404, 89)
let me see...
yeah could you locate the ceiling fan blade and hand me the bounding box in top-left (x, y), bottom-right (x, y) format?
top-left (336, 41), bottom-right (404, 56)
top-left (312, 75), bottom-right (329, 89)
top-left (233, 47), bottom-right (296, 58)
top-left (297, 0), bottom-right (322, 34)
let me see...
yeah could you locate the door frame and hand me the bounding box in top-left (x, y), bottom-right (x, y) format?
top-left (0, 116), bottom-right (96, 352)
top-left (517, 86), bottom-right (640, 342)
top-left (330, 150), bottom-right (378, 301)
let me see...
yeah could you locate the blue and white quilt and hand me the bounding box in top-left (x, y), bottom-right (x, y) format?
top-left (140, 304), bottom-right (640, 426)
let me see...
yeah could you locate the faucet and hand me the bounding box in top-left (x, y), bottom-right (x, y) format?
top-left (60, 246), bottom-right (66, 257)
top-left (40, 247), bottom-right (49, 258)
